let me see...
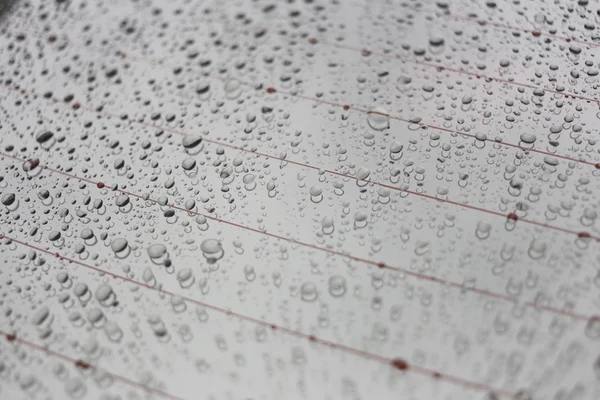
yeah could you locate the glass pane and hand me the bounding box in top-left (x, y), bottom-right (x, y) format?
top-left (0, 0), bottom-right (598, 399)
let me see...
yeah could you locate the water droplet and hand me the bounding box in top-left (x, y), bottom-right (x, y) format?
top-left (1, 193), bottom-right (16, 206)
top-left (110, 238), bottom-right (127, 253)
top-left (95, 284), bottom-right (116, 306)
top-left (182, 135), bottom-right (204, 155)
top-left (36, 130), bottom-right (55, 148)
top-left (585, 316), bottom-right (600, 340)
top-left (354, 211), bottom-right (368, 228)
top-left (390, 141), bottom-right (403, 153)
top-left (300, 282), bottom-right (318, 302)
top-left (31, 306), bottom-right (50, 326)
top-left (309, 186), bottom-right (323, 203)
top-left (244, 265), bottom-right (256, 282)
top-left (243, 174), bottom-right (256, 191)
top-left (110, 238), bottom-right (129, 258)
top-left (321, 216), bottom-right (334, 234)
top-left (147, 244), bottom-right (167, 259)
top-left (519, 133), bottom-right (537, 144)
top-left (224, 79), bottom-right (242, 99)
top-left (115, 194), bottom-right (130, 208)
top-left (200, 239), bottom-right (224, 263)
top-left (476, 221), bottom-right (492, 240)
top-left (181, 158), bottom-right (197, 171)
top-left (527, 240), bottom-right (547, 260)
top-left (367, 107), bottom-right (389, 131)
top-left (177, 268), bottom-right (195, 288)
top-left (328, 276), bottom-right (346, 297)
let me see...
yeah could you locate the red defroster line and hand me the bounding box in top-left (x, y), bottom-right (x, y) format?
top-left (0, 328), bottom-right (184, 400)
top-left (124, 6), bottom-right (600, 106)
top-left (35, 31), bottom-right (600, 169)
top-left (2, 81), bottom-right (598, 244)
top-left (312, 38), bottom-right (600, 106)
top-left (0, 150), bottom-right (593, 322)
top-left (275, 85), bottom-right (599, 168)
top-left (0, 234), bottom-right (516, 398)
top-left (371, 1), bottom-right (600, 49)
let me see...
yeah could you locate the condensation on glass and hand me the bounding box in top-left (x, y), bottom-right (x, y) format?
top-left (0, 0), bottom-right (599, 399)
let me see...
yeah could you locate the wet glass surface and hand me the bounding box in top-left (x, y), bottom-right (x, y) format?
top-left (0, 0), bottom-right (599, 399)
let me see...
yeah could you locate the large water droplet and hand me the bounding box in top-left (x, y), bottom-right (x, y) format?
top-left (367, 107), bottom-right (389, 131)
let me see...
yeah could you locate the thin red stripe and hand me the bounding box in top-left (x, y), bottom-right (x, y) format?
top-left (373, 1), bottom-right (600, 48)
top-left (0, 234), bottom-right (516, 398)
top-left (0, 328), bottom-right (184, 400)
top-left (0, 150), bottom-right (592, 322)
top-left (278, 84), bottom-right (599, 167)
top-left (314, 38), bottom-right (600, 106)
top-left (29, 31), bottom-right (600, 169)
top-left (2, 82), bottom-right (597, 242)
